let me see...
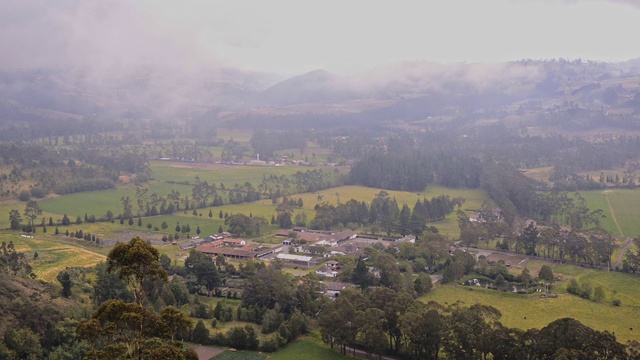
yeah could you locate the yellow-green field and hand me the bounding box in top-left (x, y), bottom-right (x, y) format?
top-left (422, 264), bottom-right (640, 343)
top-left (3, 232), bottom-right (106, 282)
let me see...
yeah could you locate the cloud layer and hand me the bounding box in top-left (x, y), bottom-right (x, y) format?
top-left (0, 0), bottom-right (639, 74)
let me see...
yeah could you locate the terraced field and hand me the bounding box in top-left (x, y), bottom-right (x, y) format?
top-left (6, 233), bottom-right (106, 282)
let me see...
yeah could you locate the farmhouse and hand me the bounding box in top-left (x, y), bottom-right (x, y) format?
top-left (197, 244), bottom-right (282, 260)
top-left (223, 238), bottom-right (246, 247)
top-left (322, 281), bottom-right (354, 297)
top-left (395, 235), bottom-right (416, 244)
top-left (316, 266), bottom-right (339, 278)
top-left (194, 240), bottom-right (224, 253)
top-left (276, 253), bottom-right (316, 267)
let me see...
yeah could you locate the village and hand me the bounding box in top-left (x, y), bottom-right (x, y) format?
top-left (179, 226), bottom-right (418, 298)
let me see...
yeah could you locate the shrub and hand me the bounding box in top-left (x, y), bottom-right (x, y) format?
top-left (18, 190), bottom-right (31, 201)
top-left (30, 187), bottom-right (47, 198)
top-left (612, 299), bottom-right (622, 306)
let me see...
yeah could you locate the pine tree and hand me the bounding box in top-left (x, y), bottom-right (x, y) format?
top-left (209, 209), bottom-right (213, 218)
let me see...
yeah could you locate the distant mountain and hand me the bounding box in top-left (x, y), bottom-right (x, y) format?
top-left (250, 69), bottom-right (362, 107)
top-left (0, 66), bottom-right (280, 122)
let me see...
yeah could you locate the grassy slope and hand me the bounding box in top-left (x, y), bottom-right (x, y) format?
top-left (266, 334), bottom-right (351, 360)
top-left (422, 264), bottom-right (640, 344)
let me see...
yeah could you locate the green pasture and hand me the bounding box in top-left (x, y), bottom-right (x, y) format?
top-left (150, 161), bottom-right (319, 183)
top-left (266, 334), bottom-right (351, 360)
top-left (422, 266), bottom-right (640, 343)
top-left (580, 189), bottom-right (640, 237)
top-left (37, 182), bottom-right (193, 220)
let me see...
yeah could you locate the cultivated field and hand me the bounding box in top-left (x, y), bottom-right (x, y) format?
top-left (4, 232), bottom-right (106, 282)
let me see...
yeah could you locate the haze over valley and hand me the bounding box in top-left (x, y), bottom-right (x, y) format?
top-left (2, 1), bottom-right (640, 359)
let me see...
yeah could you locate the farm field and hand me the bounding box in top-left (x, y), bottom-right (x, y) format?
top-left (521, 166), bottom-right (553, 183)
top-left (150, 160), bottom-right (332, 183)
top-left (422, 264), bottom-right (640, 343)
top-left (580, 189), bottom-right (640, 238)
top-left (37, 182), bottom-right (194, 221)
top-left (3, 231), bottom-right (106, 282)
top-left (34, 183), bottom-right (489, 251)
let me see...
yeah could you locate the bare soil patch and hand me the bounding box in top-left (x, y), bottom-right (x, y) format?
top-left (486, 252), bottom-right (528, 267)
top-left (192, 345), bottom-right (224, 360)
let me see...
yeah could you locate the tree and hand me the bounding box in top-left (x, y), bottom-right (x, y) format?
top-left (106, 237), bottom-right (168, 306)
top-left (538, 264), bottom-right (554, 292)
top-left (9, 209), bottom-right (22, 230)
top-left (219, 210), bottom-right (223, 219)
top-left (161, 221), bottom-right (168, 230)
top-left (192, 320), bottom-right (209, 344)
top-left (520, 267), bottom-right (532, 292)
top-left (519, 222), bottom-right (539, 255)
top-left (23, 200), bottom-right (42, 230)
top-left (185, 249), bottom-right (220, 296)
top-left (77, 300), bottom-right (197, 359)
top-left (61, 214), bottom-right (70, 226)
top-left (57, 270), bottom-right (72, 297)
top-left (414, 272), bottom-right (433, 295)
top-left (357, 308), bottom-right (388, 358)
top-left (536, 318), bottom-right (625, 359)
top-left (17, 189), bottom-right (33, 202)
top-left (94, 262), bottom-right (133, 304)
top-left (196, 225), bottom-right (201, 235)
top-left (352, 256), bottom-right (372, 290)
top-left (4, 328), bottom-right (42, 360)
top-left (209, 209), bottom-right (213, 218)
top-left (593, 285), bottom-right (606, 302)
top-left (160, 306), bottom-right (193, 342)
top-left (138, 217), bottom-right (142, 227)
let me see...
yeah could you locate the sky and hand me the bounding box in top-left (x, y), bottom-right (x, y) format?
top-left (1, 0), bottom-right (640, 75)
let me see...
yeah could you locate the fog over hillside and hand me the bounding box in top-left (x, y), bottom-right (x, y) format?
top-left (1, 0), bottom-right (640, 125)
